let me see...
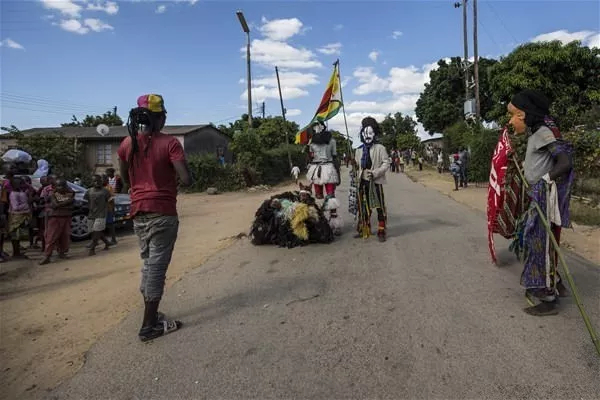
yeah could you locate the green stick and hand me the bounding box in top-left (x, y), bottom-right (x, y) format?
top-left (511, 155), bottom-right (600, 356)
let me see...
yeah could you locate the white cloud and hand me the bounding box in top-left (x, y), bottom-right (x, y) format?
top-left (392, 31), bottom-right (403, 39)
top-left (84, 18), bottom-right (113, 32)
top-left (40, 0), bottom-right (82, 17)
top-left (57, 18), bottom-right (113, 34)
top-left (259, 17), bottom-right (304, 41)
top-left (317, 42), bottom-right (342, 55)
top-left (352, 67), bottom-right (389, 95)
top-left (0, 38), bottom-right (25, 50)
top-left (344, 95), bottom-right (420, 115)
top-left (352, 61), bottom-right (442, 96)
top-left (156, 5), bottom-right (167, 14)
top-left (531, 29), bottom-right (596, 46)
top-left (58, 19), bottom-right (89, 34)
top-left (586, 33), bottom-right (600, 49)
top-left (243, 71), bottom-right (318, 103)
top-left (87, 1), bottom-right (119, 15)
top-left (241, 86), bottom-right (308, 103)
top-left (368, 51), bottom-right (379, 62)
top-left (334, 24), bottom-right (343, 31)
top-left (286, 108), bottom-right (302, 117)
top-left (253, 71), bottom-right (319, 88)
top-left (247, 39), bottom-right (322, 69)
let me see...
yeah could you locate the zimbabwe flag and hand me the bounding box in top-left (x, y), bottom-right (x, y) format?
top-left (295, 61), bottom-right (343, 144)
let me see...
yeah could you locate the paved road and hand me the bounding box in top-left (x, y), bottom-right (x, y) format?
top-left (50, 171), bottom-right (600, 400)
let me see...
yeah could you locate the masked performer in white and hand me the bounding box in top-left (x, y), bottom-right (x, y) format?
top-left (353, 117), bottom-right (391, 242)
top-left (306, 121), bottom-right (343, 235)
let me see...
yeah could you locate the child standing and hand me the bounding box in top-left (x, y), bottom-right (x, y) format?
top-left (103, 175), bottom-right (118, 245)
top-left (450, 155), bottom-right (462, 191)
top-left (8, 178), bottom-right (32, 258)
top-left (39, 178), bottom-right (73, 265)
top-left (85, 175), bottom-right (111, 256)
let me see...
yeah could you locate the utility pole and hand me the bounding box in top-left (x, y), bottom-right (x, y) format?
top-left (473, 0), bottom-right (481, 119)
top-left (236, 11), bottom-right (252, 128)
top-left (113, 106), bottom-right (117, 117)
top-left (261, 102), bottom-right (265, 119)
top-left (275, 66), bottom-right (293, 169)
top-left (461, 0), bottom-right (469, 103)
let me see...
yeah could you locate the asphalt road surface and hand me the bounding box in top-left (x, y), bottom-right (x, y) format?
top-left (49, 172), bottom-right (600, 400)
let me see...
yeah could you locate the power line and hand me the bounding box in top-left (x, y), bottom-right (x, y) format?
top-left (1, 92), bottom-right (110, 111)
top-left (485, 1), bottom-right (518, 44)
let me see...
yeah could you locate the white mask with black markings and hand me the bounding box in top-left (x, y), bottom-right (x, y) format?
top-left (361, 126), bottom-right (375, 144)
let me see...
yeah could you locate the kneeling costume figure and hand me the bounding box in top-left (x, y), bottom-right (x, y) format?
top-left (306, 121), bottom-right (343, 235)
top-left (354, 117), bottom-right (391, 242)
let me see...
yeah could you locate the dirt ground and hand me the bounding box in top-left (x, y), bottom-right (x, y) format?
top-left (0, 183), bottom-right (296, 400)
top-left (404, 165), bottom-right (600, 265)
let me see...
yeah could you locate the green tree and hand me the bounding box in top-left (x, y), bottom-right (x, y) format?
top-left (61, 110), bottom-right (123, 127)
top-left (415, 57), bottom-right (498, 133)
top-left (378, 112), bottom-right (418, 151)
top-left (15, 133), bottom-right (90, 179)
top-left (256, 116), bottom-right (299, 149)
top-left (487, 41), bottom-right (600, 131)
top-left (331, 130), bottom-right (353, 156)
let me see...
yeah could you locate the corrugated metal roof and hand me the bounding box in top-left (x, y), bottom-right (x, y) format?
top-left (13, 125), bottom-right (210, 139)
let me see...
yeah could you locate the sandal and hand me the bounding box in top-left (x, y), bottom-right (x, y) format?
top-left (139, 319), bottom-right (182, 342)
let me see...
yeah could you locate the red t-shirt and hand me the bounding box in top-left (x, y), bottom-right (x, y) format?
top-left (117, 133), bottom-right (186, 217)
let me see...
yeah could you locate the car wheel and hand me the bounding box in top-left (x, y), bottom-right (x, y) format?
top-left (71, 213), bottom-right (90, 241)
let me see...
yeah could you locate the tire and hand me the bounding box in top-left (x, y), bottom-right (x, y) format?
top-left (71, 212), bottom-right (90, 241)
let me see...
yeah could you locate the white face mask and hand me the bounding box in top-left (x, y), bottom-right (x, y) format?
top-left (361, 126), bottom-right (375, 144)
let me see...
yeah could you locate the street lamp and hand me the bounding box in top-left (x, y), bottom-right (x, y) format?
top-left (236, 10), bottom-right (252, 128)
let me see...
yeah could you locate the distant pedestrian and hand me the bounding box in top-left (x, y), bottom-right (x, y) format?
top-left (118, 94), bottom-right (192, 341)
top-left (418, 156), bottom-right (424, 171)
top-left (450, 155), bottom-right (461, 191)
top-left (39, 178), bottom-right (73, 265)
top-left (291, 165), bottom-right (300, 183)
top-left (84, 175), bottom-right (111, 256)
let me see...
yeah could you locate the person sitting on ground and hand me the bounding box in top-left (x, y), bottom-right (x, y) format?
top-left (84, 174), bottom-right (112, 256)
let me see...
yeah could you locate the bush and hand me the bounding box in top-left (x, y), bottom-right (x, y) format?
top-left (187, 144), bottom-right (306, 193)
top-left (187, 153), bottom-right (246, 192)
top-left (468, 127), bottom-right (500, 183)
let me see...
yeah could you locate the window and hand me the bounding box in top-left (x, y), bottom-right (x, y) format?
top-left (96, 144), bottom-right (112, 165)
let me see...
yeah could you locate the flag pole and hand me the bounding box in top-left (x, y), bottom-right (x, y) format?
top-left (335, 59), bottom-right (353, 158)
top-left (275, 66), bottom-right (293, 170)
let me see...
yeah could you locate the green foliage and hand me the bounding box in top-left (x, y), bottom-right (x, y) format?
top-left (487, 41), bottom-right (600, 131)
top-left (378, 112), bottom-right (419, 151)
top-left (467, 127), bottom-right (500, 183)
top-left (218, 114), bottom-right (298, 148)
top-left (0, 125), bottom-right (21, 136)
top-left (15, 133), bottom-right (91, 179)
top-left (441, 121), bottom-right (473, 154)
top-left (563, 128), bottom-right (600, 182)
top-left (187, 153), bottom-right (246, 192)
top-left (331, 130), bottom-right (353, 156)
top-left (415, 57), bottom-right (497, 133)
top-left (61, 110), bottom-right (123, 127)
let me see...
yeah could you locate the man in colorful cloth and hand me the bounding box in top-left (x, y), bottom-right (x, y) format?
top-left (305, 121), bottom-right (342, 235)
top-left (118, 94), bottom-right (192, 341)
top-left (352, 117), bottom-right (391, 242)
top-left (507, 89), bottom-right (574, 316)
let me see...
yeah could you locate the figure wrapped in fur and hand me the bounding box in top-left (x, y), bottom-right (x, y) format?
top-left (305, 121), bottom-right (343, 235)
top-left (352, 117), bottom-right (391, 242)
top-left (250, 187), bottom-right (334, 248)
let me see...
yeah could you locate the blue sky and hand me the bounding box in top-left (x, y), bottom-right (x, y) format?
top-left (1, 0), bottom-right (599, 143)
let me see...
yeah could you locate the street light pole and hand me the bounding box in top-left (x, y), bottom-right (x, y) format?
top-left (236, 10), bottom-right (252, 128)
